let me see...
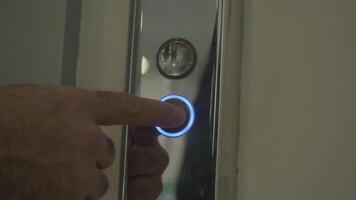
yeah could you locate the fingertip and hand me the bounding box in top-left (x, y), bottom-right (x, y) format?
top-left (173, 105), bottom-right (188, 127)
top-left (158, 103), bottom-right (187, 128)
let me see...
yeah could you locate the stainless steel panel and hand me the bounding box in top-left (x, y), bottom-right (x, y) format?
top-left (122, 0), bottom-right (242, 199)
top-left (215, 0), bottom-right (243, 199)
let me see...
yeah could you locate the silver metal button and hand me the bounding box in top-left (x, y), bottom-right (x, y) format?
top-left (157, 38), bottom-right (197, 79)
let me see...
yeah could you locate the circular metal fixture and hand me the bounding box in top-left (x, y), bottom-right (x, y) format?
top-left (155, 94), bottom-right (195, 138)
top-left (156, 38), bottom-right (197, 79)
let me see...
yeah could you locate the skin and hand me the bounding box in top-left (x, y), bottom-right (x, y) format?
top-left (0, 84), bottom-right (186, 200)
top-left (128, 127), bottom-right (169, 200)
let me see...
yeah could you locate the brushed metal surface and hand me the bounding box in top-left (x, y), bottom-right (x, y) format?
top-left (123, 0), bottom-right (242, 199)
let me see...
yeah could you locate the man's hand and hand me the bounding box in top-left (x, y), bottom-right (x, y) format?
top-left (128, 127), bottom-right (169, 200)
top-left (0, 84), bottom-right (186, 200)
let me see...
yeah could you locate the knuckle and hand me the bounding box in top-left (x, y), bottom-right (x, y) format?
top-left (59, 93), bottom-right (87, 113)
top-left (93, 91), bottom-right (113, 104)
top-left (106, 136), bottom-right (116, 156)
top-left (125, 98), bottom-right (140, 120)
top-left (157, 179), bottom-right (164, 194)
top-left (159, 148), bottom-right (170, 171)
top-left (97, 172), bottom-right (109, 198)
top-left (141, 177), bottom-right (163, 199)
top-left (144, 147), bottom-right (170, 174)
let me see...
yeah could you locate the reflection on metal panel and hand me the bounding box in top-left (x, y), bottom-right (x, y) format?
top-left (123, 0), bottom-right (242, 199)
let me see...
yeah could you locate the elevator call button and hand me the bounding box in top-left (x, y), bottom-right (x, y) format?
top-left (155, 94), bottom-right (195, 138)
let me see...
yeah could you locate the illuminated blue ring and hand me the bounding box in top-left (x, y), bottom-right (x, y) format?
top-left (155, 94), bottom-right (195, 138)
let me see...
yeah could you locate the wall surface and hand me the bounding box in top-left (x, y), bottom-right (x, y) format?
top-left (0, 0), bottom-right (66, 86)
top-left (0, 1), bottom-right (129, 199)
top-left (77, 0), bottom-right (131, 199)
top-left (238, 0), bottom-right (356, 199)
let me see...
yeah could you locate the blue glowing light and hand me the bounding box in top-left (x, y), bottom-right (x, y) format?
top-left (155, 94), bottom-right (195, 138)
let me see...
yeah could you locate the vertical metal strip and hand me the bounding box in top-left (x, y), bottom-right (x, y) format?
top-left (120, 0), bottom-right (140, 199)
top-left (61, 0), bottom-right (82, 86)
top-left (215, 0), bottom-right (244, 199)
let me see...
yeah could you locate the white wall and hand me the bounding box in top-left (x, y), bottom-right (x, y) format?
top-left (238, 0), bottom-right (356, 200)
top-left (77, 1), bottom-right (131, 199)
top-left (0, 1), bottom-right (129, 199)
top-left (0, 0), bottom-right (66, 86)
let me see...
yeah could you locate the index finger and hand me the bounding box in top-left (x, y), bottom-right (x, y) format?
top-left (83, 91), bottom-right (187, 128)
